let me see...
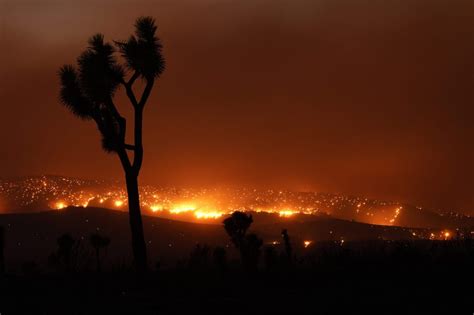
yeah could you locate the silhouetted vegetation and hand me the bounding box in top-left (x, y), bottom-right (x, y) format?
top-left (58, 16), bottom-right (165, 272)
top-left (48, 234), bottom-right (90, 272)
top-left (223, 211), bottom-right (264, 271)
top-left (89, 233), bottom-right (111, 272)
top-left (1, 236), bottom-right (472, 314)
top-left (223, 211), bottom-right (253, 250)
top-left (281, 229), bottom-right (293, 266)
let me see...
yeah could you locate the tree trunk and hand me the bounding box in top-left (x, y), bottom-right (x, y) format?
top-left (125, 172), bottom-right (147, 272)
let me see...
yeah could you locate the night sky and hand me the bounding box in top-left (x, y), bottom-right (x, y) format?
top-left (1, 0), bottom-right (473, 213)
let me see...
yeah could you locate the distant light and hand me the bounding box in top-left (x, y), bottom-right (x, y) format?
top-left (279, 209), bottom-right (296, 217)
top-left (170, 204), bottom-right (196, 214)
top-left (444, 231), bottom-right (450, 240)
top-left (304, 240), bottom-right (312, 248)
top-left (194, 210), bottom-right (222, 219)
top-left (150, 205), bottom-right (163, 212)
top-left (114, 200), bottom-right (124, 207)
top-left (55, 202), bottom-right (67, 210)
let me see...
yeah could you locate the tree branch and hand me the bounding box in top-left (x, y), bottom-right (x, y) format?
top-left (106, 98), bottom-right (127, 143)
top-left (138, 78), bottom-right (154, 108)
top-left (128, 71), bottom-right (139, 87)
top-left (123, 72), bottom-right (139, 108)
top-left (124, 144), bottom-right (135, 150)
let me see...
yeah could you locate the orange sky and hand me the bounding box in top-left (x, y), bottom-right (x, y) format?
top-left (1, 0), bottom-right (473, 213)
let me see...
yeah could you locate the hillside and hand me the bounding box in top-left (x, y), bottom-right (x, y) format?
top-left (0, 206), bottom-right (445, 269)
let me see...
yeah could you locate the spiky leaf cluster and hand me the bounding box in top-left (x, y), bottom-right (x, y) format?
top-left (59, 34), bottom-right (124, 152)
top-left (116, 17), bottom-right (165, 80)
top-left (59, 16), bottom-right (165, 153)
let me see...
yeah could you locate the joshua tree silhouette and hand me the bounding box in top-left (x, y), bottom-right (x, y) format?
top-left (90, 233), bottom-right (111, 272)
top-left (58, 17), bottom-right (165, 272)
top-left (223, 211), bottom-right (253, 250)
top-left (223, 211), bottom-right (262, 270)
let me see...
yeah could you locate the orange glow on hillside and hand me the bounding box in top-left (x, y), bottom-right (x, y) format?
top-left (169, 204), bottom-right (197, 214)
top-left (54, 202), bottom-right (67, 210)
top-left (150, 204), bottom-right (163, 212)
top-left (194, 210), bottom-right (223, 219)
top-left (279, 209), bottom-right (297, 217)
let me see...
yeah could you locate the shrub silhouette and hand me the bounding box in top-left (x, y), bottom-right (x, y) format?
top-left (90, 233), bottom-right (111, 272)
top-left (58, 16), bottom-right (165, 273)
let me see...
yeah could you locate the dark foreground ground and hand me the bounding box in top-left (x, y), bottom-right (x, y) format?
top-left (1, 240), bottom-right (473, 315)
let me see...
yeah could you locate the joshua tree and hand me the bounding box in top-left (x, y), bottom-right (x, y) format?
top-left (223, 211), bottom-right (253, 250)
top-left (58, 17), bottom-right (165, 272)
top-left (223, 211), bottom-right (263, 270)
top-left (90, 233), bottom-right (111, 272)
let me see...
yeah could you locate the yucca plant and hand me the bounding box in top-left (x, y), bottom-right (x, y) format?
top-left (58, 16), bottom-right (165, 272)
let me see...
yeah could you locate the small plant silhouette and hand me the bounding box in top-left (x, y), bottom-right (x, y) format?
top-left (90, 233), bottom-right (111, 272)
top-left (281, 229), bottom-right (293, 266)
